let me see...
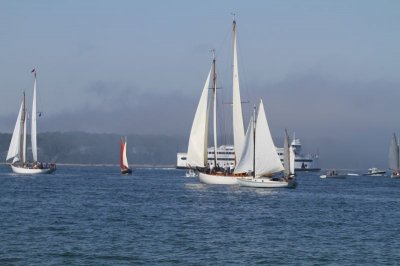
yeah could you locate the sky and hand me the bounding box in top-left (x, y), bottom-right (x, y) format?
top-left (0, 0), bottom-right (400, 168)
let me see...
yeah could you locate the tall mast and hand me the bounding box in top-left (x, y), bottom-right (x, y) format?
top-left (31, 68), bottom-right (38, 162)
top-left (252, 104), bottom-right (256, 178)
top-left (21, 92), bottom-right (26, 164)
top-left (211, 49), bottom-right (218, 168)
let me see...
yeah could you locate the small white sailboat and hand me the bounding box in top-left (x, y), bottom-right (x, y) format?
top-left (188, 18), bottom-right (245, 185)
top-left (236, 102), bottom-right (296, 188)
top-left (283, 129), bottom-right (296, 180)
top-left (120, 137), bottom-right (132, 175)
top-left (6, 69), bottom-right (56, 174)
top-left (389, 133), bottom-right (400, 178)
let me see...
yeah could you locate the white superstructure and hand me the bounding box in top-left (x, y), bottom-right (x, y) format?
top-left (177, 137), bottom-right (320, 171)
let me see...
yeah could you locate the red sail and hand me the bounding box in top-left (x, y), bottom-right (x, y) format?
top-left (120, 138), bottom-right (126, 169)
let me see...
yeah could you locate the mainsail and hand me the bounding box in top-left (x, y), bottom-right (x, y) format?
top-left (187, 67), bottom-right (212, 167)
top-left (232, 19), bottom-right (245, 162)
top-left (31, 70), bottom-right (38, 162)
top-left (6, 102), bottom-right (24, 162)
top-left (389, 133), bottom-right (399, 171)
top-left (22, 101), bottom-right (27, 164)
top-left (122, 138), bottom-right (129, 168)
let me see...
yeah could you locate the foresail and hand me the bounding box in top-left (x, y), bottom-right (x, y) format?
top-left (31, 76), bottom-right (38, 162)
top-left (187, 67), bottom-right (211, 167)
top-left (232, 19), bottom-right (245, 162)
top-left (255, 100), bottom-right (284, 176)
top-left (389, 133), bottom-right (399, 171)
top-left (6, 102), bottom-right (23, 162)
top-left (234, 116), bottom-right (254, 174)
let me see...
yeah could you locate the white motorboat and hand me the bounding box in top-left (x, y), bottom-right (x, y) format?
top-left (320, 170), bottom-right (346, 179)
top-left (362, 167), bottom-right (386, 176)
top-left (6, 69), bottom-right (56, 174)
top-left (185, 169), bottom-right (197, 178)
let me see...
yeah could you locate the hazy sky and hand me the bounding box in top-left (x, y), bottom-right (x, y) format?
top-left (1, 0), bottom-right (399, 168)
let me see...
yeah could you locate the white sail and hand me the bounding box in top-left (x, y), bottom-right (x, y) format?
top-left (389, 133), bottom-right (399, 171)
top-left (31, 75), bottom-right (38, 162)
top-left (187, 67), bottom-right (212, 167)
top-left (22, 107), bottom-right (27, 164)
top-left (6, 102), bottom-right (23, 162)
top-left (232, 19), bottom-right (245, 162)
top-left (234, 116), bottom-right (254, 174)
top-left (122, 138), bottom-right (129, 168)
top-left (283, 129), bottom-right (290, 177)
top-left (255, 100), bottom-right (284, 176)
top-left (290, 146), bottom-right (295, 175)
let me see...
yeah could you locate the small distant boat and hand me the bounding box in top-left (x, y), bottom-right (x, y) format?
top-left (6, 69), bottom-right (56, 174)
top-left (120, 137), bottom-right (132, 175)
top-left (362, 167), bottom-right (386, 176)
top-left (185, 169), bottom-right (197, 177)
top-left (320, 170), bottom-right (346, 179)
top-left (389, 133), bottom-right (400, 178)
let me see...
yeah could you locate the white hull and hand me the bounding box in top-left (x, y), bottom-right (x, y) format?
top-left (198, 172), bottom-right (238, 185)
top-left (237, 177), bottom-right (294, 188)
top-left (391, 174), bottom-right (400, 179)
top-left (11, 165), bottom-right (56, 174)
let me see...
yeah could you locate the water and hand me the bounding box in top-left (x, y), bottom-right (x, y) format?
top-left (1, 165), bottom-right (400, 265)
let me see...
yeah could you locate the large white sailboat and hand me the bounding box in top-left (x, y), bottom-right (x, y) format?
top-left (389, 133), bottom-right (400, 178)
top-left (6, 69), bottom-right (56, 174)
top-left (186, 18), bottom-right (245, 185)
top-left (235, 101), bottom-right (296, 188)
top-left (189, 51), bottom-right (239, 185)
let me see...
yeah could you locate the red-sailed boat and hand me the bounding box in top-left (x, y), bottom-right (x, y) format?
top-left (120, 137), bottom-right (132, 175)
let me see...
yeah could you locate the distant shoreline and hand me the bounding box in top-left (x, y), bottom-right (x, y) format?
top-left (0, 162), bottom-right (177, 168)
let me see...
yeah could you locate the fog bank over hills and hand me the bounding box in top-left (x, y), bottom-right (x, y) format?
top-left (0, 131), bottom-right (389, 170)
top-left (0, 132), bottom-right (187, 166)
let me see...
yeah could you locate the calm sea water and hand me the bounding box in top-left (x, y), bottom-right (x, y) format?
top-left (1, 165), bottom-right (400, 265)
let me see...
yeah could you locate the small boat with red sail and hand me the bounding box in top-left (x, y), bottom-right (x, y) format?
top-left (120, 137), bottom-right (132, 175)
